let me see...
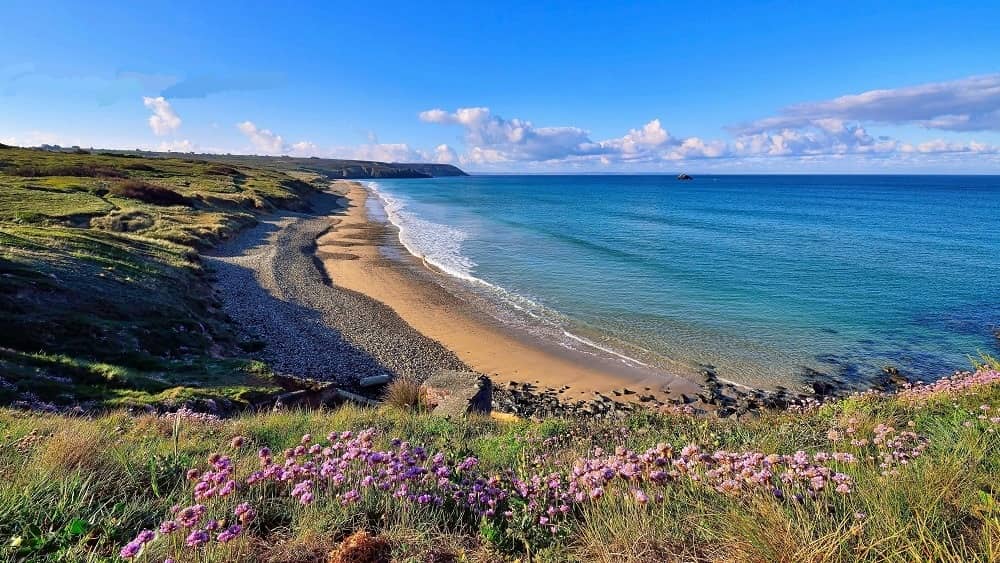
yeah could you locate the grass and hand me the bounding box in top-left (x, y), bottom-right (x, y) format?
top-left (0, 372), bottom-right (996, 562)
top-left (0, 147), bottom-right (321, 410)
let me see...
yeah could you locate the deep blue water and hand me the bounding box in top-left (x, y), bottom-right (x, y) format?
top-left (368, 175), bottom-right (1000, 388)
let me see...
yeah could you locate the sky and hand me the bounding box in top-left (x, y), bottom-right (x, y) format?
top-left (2, 1), bottom-right (1000, 173)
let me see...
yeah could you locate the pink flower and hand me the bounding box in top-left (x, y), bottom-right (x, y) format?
top-left (217, 524), bottom-right (243, 543)
top-left (185, 529), bottom-right (209, 547)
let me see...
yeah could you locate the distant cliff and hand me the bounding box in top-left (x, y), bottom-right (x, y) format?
top-left (166, 153), bottom-right (468, 179)
top-left (72, 148), bottom-right (469, 179)
top-left (304, 160), bottom-right (468, 179)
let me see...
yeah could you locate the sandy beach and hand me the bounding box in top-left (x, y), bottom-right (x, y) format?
top-left (316, 181), bottom-right (702, 402)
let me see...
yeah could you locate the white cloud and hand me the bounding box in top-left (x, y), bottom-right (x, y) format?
top-left (421, 107), bottom-right (726, 165)
top-left (420, 101), bottom-right (1000, 170)
top-left (736, 74), bottom-right (1000, 134)
top-left (420, 106), bottom-right (597, 162)
top-left (0, 130), bottom-right (80, 147)
top-left (433, 144), bottom-right (457, 164)
top-left (142, 96), bottom-right (181, 136)
top-left (157, 139), bottom-right (195, 152)
top-left (341, 143), bottom-right (423, 162)
top-left (236, 121), bottom-right (287, 154)
top-left (289, 140), bottom-right (318, 155)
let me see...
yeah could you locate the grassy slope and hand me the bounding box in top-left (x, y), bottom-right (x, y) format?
top-left (0, 147), bottom-right (320, 409)
top-left (0, 369), bottom-right (997, 562)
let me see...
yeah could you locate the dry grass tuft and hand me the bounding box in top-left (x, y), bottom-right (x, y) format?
top-left (328, 530), bottom-right (391, 563)
top-left (382, 377), bottom-right (428, 412)
top-left (35, 423), bottom-right (113, 475)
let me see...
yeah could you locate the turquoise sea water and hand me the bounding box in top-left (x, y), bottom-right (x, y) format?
top-left (367, 176), bottom-right (1000, 388)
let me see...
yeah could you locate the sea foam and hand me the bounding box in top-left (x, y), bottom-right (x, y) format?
top-left (366, 181), bottom-right (477, 281)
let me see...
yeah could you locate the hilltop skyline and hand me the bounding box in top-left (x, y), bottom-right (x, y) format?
top-left (3, 1), bottom-right (1000, 173)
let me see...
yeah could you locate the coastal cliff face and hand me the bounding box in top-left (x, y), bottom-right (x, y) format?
top-left (318, 162), bottom-right (467, 179)
top-left (161, 153), bottom-right (469, 179)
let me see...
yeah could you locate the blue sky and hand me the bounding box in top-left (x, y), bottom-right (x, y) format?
top-left (2, 1), bottom-right (1000, 172)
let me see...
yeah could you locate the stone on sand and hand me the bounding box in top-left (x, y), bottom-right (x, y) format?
top-left (424, 370), bottom-right (492, 417)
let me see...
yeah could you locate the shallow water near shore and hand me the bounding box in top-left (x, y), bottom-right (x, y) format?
top-left (366, 175), bottom-right (1000, 389)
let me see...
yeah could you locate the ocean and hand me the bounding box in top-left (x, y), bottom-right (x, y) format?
top-left (365, 175), bottom-right (1000, 389)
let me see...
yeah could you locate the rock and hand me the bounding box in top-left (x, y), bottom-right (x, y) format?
top-left (810, 380), bottom-right (836, 397)
top-left (882, 365), bottom-right (909, 387)
top-left (424, 371), bottom-right (493, 417)
top-left (358, 374), bottom-right (391, 388)
top-left (334, 388), bottom-right (379, 407)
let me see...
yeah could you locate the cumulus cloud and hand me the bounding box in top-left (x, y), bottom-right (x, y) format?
top-left (157, 139), bottom-right (195, 152)
top-left (289, 140), bottom-right (318, 155)
top-left (420, 107), bottom-right (725, 165)
top-left (420, 100), bottom-right (999, 170)
top-left (236, 121), bottom-right (288, 154)
top-left (421, 106), bottom-right (598, 162)
top-left (341, 143), bottom-right (425, 162)
top-left (142, 96), bottom-right (181, 136)
top-left (736, 74), bottom-right (1000, 133)
top-left (433, 144), bottom-right (458, 164)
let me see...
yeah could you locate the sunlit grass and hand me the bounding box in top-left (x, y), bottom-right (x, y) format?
top-left (1, 370), bottom-right (997, 562)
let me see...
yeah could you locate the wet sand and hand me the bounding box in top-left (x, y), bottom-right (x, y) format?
top-left (316, 181), bottom-right (702, 402)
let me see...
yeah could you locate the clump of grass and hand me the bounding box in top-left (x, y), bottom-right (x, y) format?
top-left (972, 352), bottom-right (1000, 371)
top-left (121, 162), bottom-right (156, 172)
top-left (205, 164), bottom-right (244, 177)
top-left (109, 180), bottom-right (189, 206)
top-left (91, 209), bottom-right (155, 232)
top-left (328, 530), bottom-right (391, 563)
top-left (382, 377), bottom-right (428, 412)
top-left (34, 423), bottom-right (114, 476)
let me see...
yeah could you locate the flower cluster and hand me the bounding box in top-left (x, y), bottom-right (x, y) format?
top-left (121, 427), bottom-right (867, 557)
top-left (826, 417), bottom-right (930, 476)
top-left (897, 370), bottom-right (1000, 402)
top-left (160, 407), bottom-right (221, 423)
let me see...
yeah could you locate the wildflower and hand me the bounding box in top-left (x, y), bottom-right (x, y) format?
top-left (230, 436), bottom-right (245, 448)
top-left (217, 524), bottom-right (242, 543)
top-left (234, 502), bottom-right (256, 524)
top-left (185, 529), bottom-right (209, 547)
top-left (341, 489), bottom-right (361, 505)
top-left (186, 468), bottom-right (200, 481)
top-left (158, 520), bottom-right (179, 534)
top-left (176, 504), bottom-right (207, 528)
top-left (633, 489), bottom-right (649, 504)
top-left (826, 429), bottom-right (841, 442)
top-left (120, 540), bottom-right (143, 559)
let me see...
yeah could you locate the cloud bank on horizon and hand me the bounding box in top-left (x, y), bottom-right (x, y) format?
top-left (6, 72), bottom-right (1000, 172)
top-left (415, 74), bottom-right (1000, 170)
top-left (220, 73), bottom-right (1000, 170)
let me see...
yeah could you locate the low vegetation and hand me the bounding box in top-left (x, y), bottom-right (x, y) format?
top-left (0, 147), bottom-right (322, 410)
top-left (0, 366), bottom-right (997, 562)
